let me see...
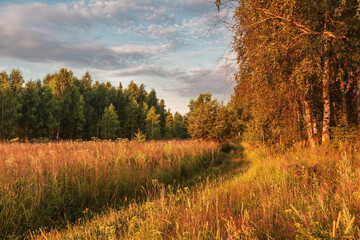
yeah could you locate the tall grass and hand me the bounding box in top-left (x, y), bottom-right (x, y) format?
top-left (0, 140), bottom-right (221, 238)
top-left (36, 142), bottom-right (360, 239)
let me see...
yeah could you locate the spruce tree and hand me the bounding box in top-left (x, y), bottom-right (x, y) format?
top-left (100, 104), bottom-right (119, 139)
top-left (145, 106), bottom-right (161, 140)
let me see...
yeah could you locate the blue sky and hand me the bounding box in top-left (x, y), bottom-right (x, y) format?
top-left (0, 0), bottom-right (235, 114)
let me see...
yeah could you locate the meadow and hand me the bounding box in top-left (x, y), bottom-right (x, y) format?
top-left (33, 142), bottom-right (360, 240)
top-left (0, 140), bottom-right (222, 238)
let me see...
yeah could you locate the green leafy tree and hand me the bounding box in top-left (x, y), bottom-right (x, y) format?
top-left (80, 73), bottom-right (96, 140)
top-left (173, 112), bottom-right (187, 139)
top-left (36, 83), bottom-right (58, 139)
top-left (10, 68), bottom-right (24, 93)
top-left (0, 71), bottom-right (21, 139)
top-left (124, 98), bottom-right (140, 139)
top-left (187, 93), bottom-right (241, 141)
top-left (165, 109), bottom-right (175, 138)
top-left (187, 93), bottom-right (219, 140)
top-left (0, 68), bottom-right (175, 141)
top-left (145, 106), bottom-right (161, 140)
top-left (68, 87), bottom-right (86, 139)
top-left (20, 81), bottom-right (41, 139)
top-left (115, 83), bottom-right (126, 137)
top-left (100, 104), bottom-right (119, 139)
top-left (146, 89), bottom-right (158, 109)
top-left (216, 0), bottom-right (360, 145)
top-left (158, 99), bottom-right (167, 138)
top-left (213, 103), bottom-right (242, 142)
top-left (44, 68), bottom-right (74, 98)
top-left (91, 82), bottom-right (112, 138)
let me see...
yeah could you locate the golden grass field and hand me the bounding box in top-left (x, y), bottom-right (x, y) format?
top-left (0, 140), bottom-right (221, 239)
top-left (1, 140), bottom-right (360, 239)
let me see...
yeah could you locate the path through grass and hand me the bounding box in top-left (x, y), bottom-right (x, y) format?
top-left (34, 142), bottom-right (360, 239)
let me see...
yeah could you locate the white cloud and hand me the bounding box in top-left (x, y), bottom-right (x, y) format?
top-left (0, 0), bottom-right (228, 68)
top-left (0, 0), bottom-right (234, 113)
top-left (111, 64), bottom-right (184, 78)
top-left (172, 67), bottom-right (235, 97)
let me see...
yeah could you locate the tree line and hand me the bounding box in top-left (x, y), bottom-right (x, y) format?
top-left (0, 68), bottom-right (188, 141)
top-left (215, 0), bottom-right (360, 145)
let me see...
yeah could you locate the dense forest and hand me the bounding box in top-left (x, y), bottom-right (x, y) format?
top-left (0, 68), bottom-right (188, 141)
top-left (216, 0), bottom-right (360, 146)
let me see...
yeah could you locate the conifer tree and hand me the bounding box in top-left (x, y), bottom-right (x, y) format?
top-left (145, 106), bottom-right (161, 140)
top-left (20, 81), bottom-right (41, 139)
top-left (173, 112), bottom-right (187, 139)
top-left (165, 109), bottom-right (174, 139)
top-left (100, 104), bottom-right (119, 139)
top-left (124, 98), bottom-right (140, 139)
top-left (0, 71), bottom-right (21, 139)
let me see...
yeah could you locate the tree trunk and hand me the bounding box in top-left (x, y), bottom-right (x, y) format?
top-left (25, 104), bottom-right (29, 140)
top-left (322, 0), bottom-right (331, 143)
top-left (322, 11), bottom-right (331, 143)
top-left (97, 119), bottom-right (100, 138)
top-left (312, 120), bottom-right (318, 139)
top-left (131, 123), bottom-right (134, 139)
top-left (322, 52), bottom-right (331, 143)
top-left (342, 90), bottom-right (348, 126)
top-left (357, 69), bottom-right (360, 126)
top-left (357, 86), bottom-right (360, 126)
top-left (303, 99), bottom-right (316, 147)
top-left (56, 121), bottom-right (60, 140)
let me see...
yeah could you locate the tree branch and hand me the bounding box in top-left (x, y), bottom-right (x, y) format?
top-left (249, 3), bottom-right (341, 39)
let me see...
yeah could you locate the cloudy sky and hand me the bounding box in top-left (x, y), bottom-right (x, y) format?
top-left (0, 0), bottom-right (235, 114)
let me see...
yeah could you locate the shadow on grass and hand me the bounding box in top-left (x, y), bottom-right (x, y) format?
top-left (178, 142), bottom-right (251, 188)
top-left (27, 142), bottom-right (251, 239)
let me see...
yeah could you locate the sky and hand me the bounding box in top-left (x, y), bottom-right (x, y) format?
top-left (0, 0), bottom-right (236, 114)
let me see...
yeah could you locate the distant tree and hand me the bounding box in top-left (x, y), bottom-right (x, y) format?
top-left (81, 71), bottom-right (92, 91)
top-left (213, 104), bottom-right (242, 142)
top-left (158, 99), bottom-right (167, 138)
top-left (165, 109), bottom-right (174, 138)
top-left (126, 81), bottom-right (147, 106)
top-left (9, 68), bottom-right (24, 93)
top-left (124, 98), bottom-right (140, 139)
top-left (0, 68), bottom-right (175, 141)
top-left (146, 89), bottom-right (158, 109)
top-left (173, 112), bottom-right (187, 139)
top-left (20, 80), bottom-right (41, 139)
top-left (115, 83), bottom-right (126, 137)
top-left (187, 93), bottom-right (241, 141)
top-left (100, 104), bottom-right (119, 139)
top-left (44, 68), bottom-right (74, 98)
top-left (68, 87), bottom-right (86, 139)
top-left (36, 83), bottom-right (58, 139)
top-left (187, 93), bottom-right (219, 140)
top-left (0, 71), bottom-right (21, 139)
top-left (80, 73), bottom-right (95, 140)
top-left (92, 83), bottom-right (112, 138)
top-left (145, 106), bottom-right (161, 140)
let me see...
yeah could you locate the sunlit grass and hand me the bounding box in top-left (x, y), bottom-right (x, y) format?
top-left (35, 142), bottom-right (360, 239)
top-left (0, 140), bottom-right (221, 238)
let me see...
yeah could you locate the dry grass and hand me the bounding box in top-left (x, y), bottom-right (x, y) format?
top-left (34, 142), bottom-right (360, 239)
top-left (0, 140), bottom-right (221, 238)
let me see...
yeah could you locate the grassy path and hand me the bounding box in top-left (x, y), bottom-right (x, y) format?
top-left (34, 142), bottom-right (360, 239)
top-left (32, 142), bottom-right (251, 239)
